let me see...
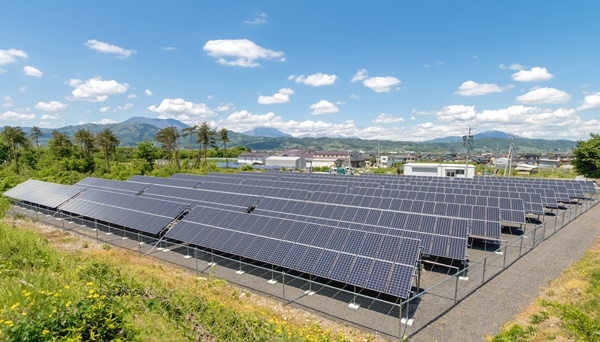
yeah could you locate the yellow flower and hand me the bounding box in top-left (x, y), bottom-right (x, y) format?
top-left (42, 329), bottom-right (49, 335)
top-left (93, 294), bottom-right (99, 298)
top-left (10, 303), bottom-right (19, 310)
top-left (87, 281), bottom-right (94, 286)
top-left (65, 301), bottom-right (71, 308)
top-left (21, 312), bottom-right (27, 316)
top-left (64, 285), bottom-right (70, 289)
top-left (4, 320), bottom-right (13, 325)
top-left (48, 314), bottom-right (53, 318)
top-left (52, 309), bottom-right (57, 313)
top-left (89, 289), bottom-right (95, 294)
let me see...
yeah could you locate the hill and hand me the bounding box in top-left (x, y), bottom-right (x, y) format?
top-left (15, 118), bottom-right (577, 153)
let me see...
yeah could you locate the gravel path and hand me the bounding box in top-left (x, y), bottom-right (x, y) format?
top-left (411, 202), bottom-right (600, 342)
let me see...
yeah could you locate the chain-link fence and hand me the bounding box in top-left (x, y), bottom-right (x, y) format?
top-left (8, 195), bottom-right (598, 341)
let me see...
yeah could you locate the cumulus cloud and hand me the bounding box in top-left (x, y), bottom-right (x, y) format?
top-left (516, 87), bottom-right (571, 104)
top-left (145, 89), bottom-right (153, 96)
top-left (68, 78), bottom-right (129, 102)
top-left (93, 118), bottom-right (118, 124)
top-left (434, 105), bottom-right (477, 121)
top-left (35, 101), bottom-right (67, 112)
top-left (161, 47), bottom-right (177, 51)
top-left (0, 49), bottom-right (28, 65)
top-left (117, 103), bottom-right (133, 111)
top-left (244, 12), bottom-right (268, 25)
top-left (84, 39), bottom-right (136, 59)
top-left (127, 94), bottom-right (137, 99)
top-left (455, 81), bottom-right (505, 96)
top-left (23, 66), bottom-right (43, 77)
top-left (363, 76), bottom-right (401, 93)
top-left (372, 113), bottom-right (405, 124)
top-left (99, 106), bottom-right (110, 113)
top-left (309, 100), bottom-right (339, 115)
top-left (499, 63), bottom-right (524, 70)
top-left (41, 114), bottom-right (60, 120)
top-left (578, 92), bottom-right (600, 110)
top-left (258, 88), bottom-right (294, 104)
top-left (352, 69), bottom-right (400, 92)
top-left (0, 110), bottom-right (35, 121)
top-left (512, 67), bottom-right (554, 82)
top-left (291, 73), bottom-right (338, 86)
top-left (147, 98), bottom-right (216, 124)
top-left (215, 103), bottom-right (233, 112)
top-left (203, 39), bottom-right (284, 67)
top-left (351, 69), bottom-right (368, 82)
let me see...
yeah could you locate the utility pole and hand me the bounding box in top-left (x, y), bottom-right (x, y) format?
top-left (504, 135), bottom-right (516, 177)
top-left (463, 127), bottom-right (475, 178)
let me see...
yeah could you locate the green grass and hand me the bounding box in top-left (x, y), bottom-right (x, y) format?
top-left (0, 220), bottom-right (368, 341)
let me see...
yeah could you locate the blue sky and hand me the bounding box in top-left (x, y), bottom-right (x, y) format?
top-left (1, 1), bottom-right (600, 141)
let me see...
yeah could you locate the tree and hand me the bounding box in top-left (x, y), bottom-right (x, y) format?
top-left (135, 141), bottom-right (159, 174)
top-left (219, 128), bottom-right (230, 168)
top-left (155, 126), bottom-right (181, 169)
top-left (29, 126), bottom-right (43, 149)
top-left (48, 131), bottom-right (73, 159)
top-left (197, 121), bottom-right (216, 166)
top-left (96, 128), bottom-right (120, 172)
top-left (0, 126), bottom-right (29, 173)
top-left (572, 133), bottom-right (600, 179)
top-left (181, 126), bottom-right (196, 169)
top-left (74, 128), bottom-right (95, 157)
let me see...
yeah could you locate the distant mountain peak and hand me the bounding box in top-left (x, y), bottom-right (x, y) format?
top-left (242, 127), bottom-right (292, 138)
top-left (122, 116), bottom-right (189, 129)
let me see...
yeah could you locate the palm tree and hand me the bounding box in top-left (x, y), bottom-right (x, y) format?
top-left (74, 128), bottom-right (95, 158)
top-left (155, 126), bottom-right (180, 169)
top-left (29, 126), bottom-right (43, 149)
top-left (0, 126), bottom-right (29, 174)
top-left (219, 128), bottom-right (230, 168)
top-left (96, 128), bottom-right (120, 172)
top-left (181, 126), bottom-right (196, 169)
top-left (196, 121), bottom-right (216, 166)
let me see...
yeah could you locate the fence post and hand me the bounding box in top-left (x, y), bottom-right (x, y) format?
top-left (532, 225), bottom-right (537, 248)
top-left (454, 272), bottom-right (460, 304)
top-left (282, 271), bottom-right (286, 305)
top-left (519, 235), bottom-right (523, 257)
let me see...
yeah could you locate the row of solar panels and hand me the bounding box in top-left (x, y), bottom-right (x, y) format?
top-left (3, 179), bottom-right (421, 299)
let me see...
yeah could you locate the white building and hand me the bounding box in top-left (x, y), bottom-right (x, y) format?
top-left (403, 163), bottom-right (475, 178)
top-left (237, 152), bottom-right (271, 165)
top-left (265, 156), bottom-right (305, 169)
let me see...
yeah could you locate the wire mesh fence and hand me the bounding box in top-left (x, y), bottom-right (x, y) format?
top-left (8, 195), bottom-right (599, 341)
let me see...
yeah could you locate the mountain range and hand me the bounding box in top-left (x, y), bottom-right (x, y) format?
top-left (15, 117), bottom-right (576, 153)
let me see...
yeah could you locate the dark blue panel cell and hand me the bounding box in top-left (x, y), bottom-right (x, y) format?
top-left (366, 261), bottom-right (393, 293)
top-left (330, 253), bottom-right (355, 282)
top-left (347, 257), bottom-right (374, 288)
top-left (313, 250), bottom-right (337, 277)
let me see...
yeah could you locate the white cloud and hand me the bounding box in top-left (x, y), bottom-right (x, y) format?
top-left (203, 39), bottom-right (284, 67)
top-left (0, 110), bottom-right (35, 120)
top-left (363, 76), bottom-right (401, 93)
top-left (215, 103), bottom-right (233, 112)
top-left (578, 92), bottom-right (600, 110)
top-left (351, 69), bottom-right (368, 82)
top-left (292, 73), bottom-right (338, 86)
top-left (23, 66), bottom-right (43, 77)
top-left (161, 47), bottom-right (177, 51)
top-left (69, 77), bottom-right (129, 102)
top-left (99, 106), bottom-right (110, 113)
top-left (145, 89), bottom-right (153, 96)
top-left (93, 118), bottom-right (118, 124)
top-left (434, 105), bottom-right (477, 121)
top-left (41, 113), bottom-right (60, 120)
top-left (84, 39), bottom-right (136, 59)
top-left (19, 86), bottom-right (27, 92)
top-left (516, 87), bottom-right (571, 104)
top-left (117, 103), bottom-right (133, 111)
top-left (127, 94), bottom-right (137, 99)
top-left (410, 116), bottom-right (416, 121)
top-left (499, 63), bottom-right (524, 70)
top-left (372, 113), bottom-right (405, 124)
top-left (335, 101), bottom-right (346, 105)
top-left (455, 80), bottom-right (504, 96)
top-left (244, 12), bottom-right (268, 25)
top-left (2, 102), bottom-right (13, 108)
top-left (309, 100), bottom-right (339, 115)
top-left (0, 49), bottom-right (28, 65)
top-left (258, 88), bottom-right (294, 104)
top-left (35, 101), bottom-right (67, 112)
top-left (349, 94), bottom-right (359, 99)
top-left (147, 98), bottom-right (216, 124)
top-left (512, 67), bottom-right (554, 82)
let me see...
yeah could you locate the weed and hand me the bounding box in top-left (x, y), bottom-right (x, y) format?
top-left (102, 243), bottom-right (111, 250)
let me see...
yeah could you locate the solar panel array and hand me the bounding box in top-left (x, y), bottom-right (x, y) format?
top-left (3, 179), bottom-right (85, 209)
top-left (166, 205), bottom-right (421, 298)
top-left (75, 177), bottom-right (150, 194)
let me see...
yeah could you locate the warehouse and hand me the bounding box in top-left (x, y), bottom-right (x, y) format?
top-left (264, 156), bottom-right (305, 169)
top-left (403, 163), bottom-right (475, 178)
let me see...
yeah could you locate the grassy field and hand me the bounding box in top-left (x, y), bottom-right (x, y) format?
top-left (0, 212), bottom-right (384, 341)
top-left (490, 233), bottom-right (600, 341)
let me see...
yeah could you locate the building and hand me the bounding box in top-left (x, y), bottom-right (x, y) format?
top-left (265, 156), bottom-right (305, 169)
top-left (403, 163), bottom-right (476, 178)
top-left (237, 152), bottom-right (271, 165)
top-left (310, 150), bottom-right (365, 168)
top-left (538, 158), bottom-right (560, 168)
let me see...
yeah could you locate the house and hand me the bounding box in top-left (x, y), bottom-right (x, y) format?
top-left (237, 152), bottom-right (271, 165)
top-left (538, 158), bottom-right (560, 168)
top-left (309, 150), bottom-right (365, 168)
top-left (403, 163), bottom-right (475, 178)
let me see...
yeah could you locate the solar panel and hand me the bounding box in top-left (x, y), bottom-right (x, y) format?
top-left (4, 180), bottom-right (85, 209)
